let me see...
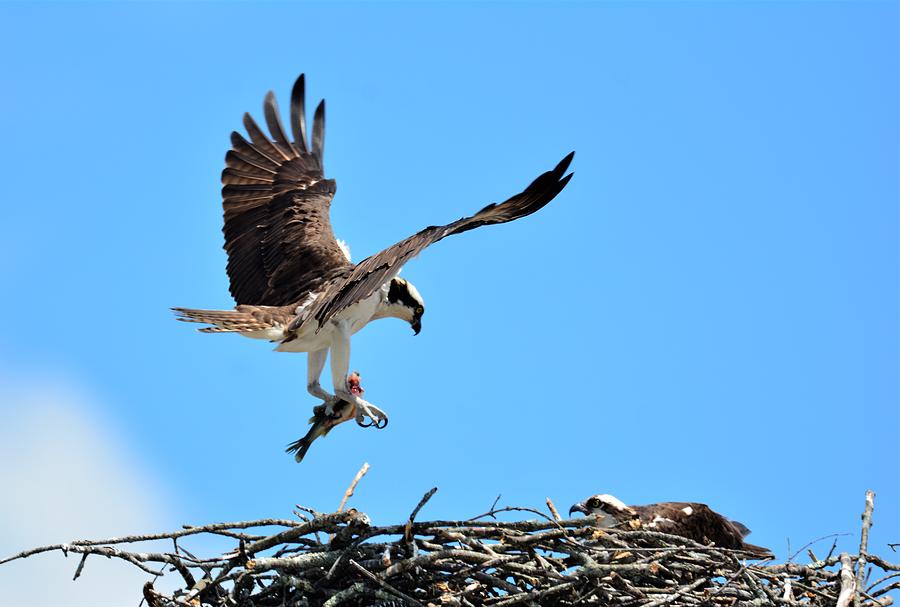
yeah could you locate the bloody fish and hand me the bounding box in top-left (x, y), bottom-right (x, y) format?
top-left (286, 371), bottom-right (365, 463)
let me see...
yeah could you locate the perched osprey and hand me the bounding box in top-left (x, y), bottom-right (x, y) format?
top-left (569, 494), bottom-right (772, 558)
top-left (174, 74), bottom-right (574, 456)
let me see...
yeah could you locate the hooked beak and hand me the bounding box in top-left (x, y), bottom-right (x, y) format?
top-left (411, 319), bottom-right (421, 335)
top-left (569, 502), bottom-right (589, 517)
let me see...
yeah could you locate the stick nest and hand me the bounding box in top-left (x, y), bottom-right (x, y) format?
top-left (2, 489), bottom-right (896, 607)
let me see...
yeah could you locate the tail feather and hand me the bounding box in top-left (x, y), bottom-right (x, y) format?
top-left (741, 542), bottom-right (774, 559)
top-left (730, 520), bottom-right (752, 538)
top-left (172, 307), bottom-right (270, 333)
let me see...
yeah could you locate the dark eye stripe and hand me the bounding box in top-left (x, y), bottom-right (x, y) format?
top-left (388, 279), bottom-right (421, 309)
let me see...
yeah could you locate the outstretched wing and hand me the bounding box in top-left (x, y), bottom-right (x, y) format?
top-left (297, 152), bottom-right (574, 331)
top-left (222, 74), bottom-right (352, 306)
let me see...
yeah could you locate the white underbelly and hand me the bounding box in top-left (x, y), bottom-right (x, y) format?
top-left (340, 290), bottom-right (382, 334)
top-left (275, 326), bottom-right (333, 352)
top-left (274, 290), bottom-right (382, 353)
top-left (239, 327), bottom-right (287, 341)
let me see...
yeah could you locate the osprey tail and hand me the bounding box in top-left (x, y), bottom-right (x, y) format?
top-left (730, 519), bottom-right (773, 559)
top-left (172, 307), bottom-right (274, 333)
top-left (740, 542), bottom-right (774, 559)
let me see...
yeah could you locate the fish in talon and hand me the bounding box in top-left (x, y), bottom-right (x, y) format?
top-left (286, 373), bottom-right (362, 463)
top-left (348, 371), bottom-right (364, 396)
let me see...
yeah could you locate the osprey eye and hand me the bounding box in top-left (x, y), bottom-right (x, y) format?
top-left (415, 306), bottom-right (424, 314)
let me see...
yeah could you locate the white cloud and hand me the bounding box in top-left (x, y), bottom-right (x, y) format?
top-left (0, 379), bottom-right (170, 607)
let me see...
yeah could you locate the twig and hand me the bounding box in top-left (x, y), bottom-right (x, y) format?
top-left (855, 490), bottom-right (875, 607)
top-left (72, 553), bottom-right (88, 581)
top-left (468, 505), bottom-right (560, 526)
top-left (546, 497), bottom-right (562, 522)
top-left (347, 559), bottom-right (425, 607)
top-left (838, 552), bottom-right (858, 607)
top-left (467, 494), bottom-right (502, 522)
top-left (869, 555), bottom-right (900, 571)
top-left (337, 463), bottom-right (370, 513)
top-left (788, 533), bottom-right (851, 563)
top-left (0, 519), bottom-right (301, 566)
top-left (489, 580), bottom-right (576, 607)
top-left (642, 576), bottom-right (708, 607)
top-left (403, 487), bottom-right (437, 544)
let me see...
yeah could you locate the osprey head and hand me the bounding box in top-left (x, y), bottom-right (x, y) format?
top-left (385, 277), bottom-right (425, 335)
top-left (569, 494), bottom-right (637, 526)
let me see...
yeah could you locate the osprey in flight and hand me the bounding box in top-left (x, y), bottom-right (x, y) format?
top-left (174, 74), bottom-right (574, 453)
top-left (569, 493), bottom-right (772, 558)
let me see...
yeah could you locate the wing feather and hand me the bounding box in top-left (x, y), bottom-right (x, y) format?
top-left (222, 74), bottom-right (351, 306)
top-left (296, 152), bottom-right (574, 331)
top-left (312, 100), bottom-right (325, 158)
top-left (222, 167), bottom-right (274, 186)
top-left (290, 74), bottom-right (309, 154)
top-left (242, 113), bottom-right (291, 162)
top-left (229, 132), bottom-right (282, 170)
top-left (263, 90), bottom-right (297, 157)
top-left (224, 149), bottom-right (278, 176)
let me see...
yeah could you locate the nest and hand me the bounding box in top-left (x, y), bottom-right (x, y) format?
top-left (1, 488), bottom-right (895, 607)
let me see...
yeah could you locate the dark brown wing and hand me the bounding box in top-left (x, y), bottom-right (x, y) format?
top-left (222, 74), bottom-right (352, 306)
top-left (637, 503), bottom-right (748, 549)
top-left (295, 152), bottom-right (574, 332)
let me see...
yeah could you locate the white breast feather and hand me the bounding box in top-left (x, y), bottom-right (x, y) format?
top-left (337, 239), bottom-right (351, 262)
top-left (294, 291), bottom-right (320, 316)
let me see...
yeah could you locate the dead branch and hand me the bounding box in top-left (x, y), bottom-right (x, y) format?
top-left (338, 463), bottom-right (370, 513)
top-left (856, 490), bottom-right (876, 607)
top-left (839, 553), bottom-right (859, 607)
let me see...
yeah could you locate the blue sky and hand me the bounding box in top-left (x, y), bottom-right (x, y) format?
top-left (0, 1), bottom-right (896, 597)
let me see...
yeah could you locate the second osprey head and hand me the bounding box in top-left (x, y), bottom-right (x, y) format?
top-left (381, 277), bottom-right (425, 335)
top-left (569, 494), bottom-right (637, 528)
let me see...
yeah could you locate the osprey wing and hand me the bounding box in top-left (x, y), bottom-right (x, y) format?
top-left (222, 74), bottom-right (352, 306)
top-left (296, 152), bottom-right (574, 332)
top-left (686, 504), bottom-right (772, 556)
top-left (641, 503), bottom-right (747, 549)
